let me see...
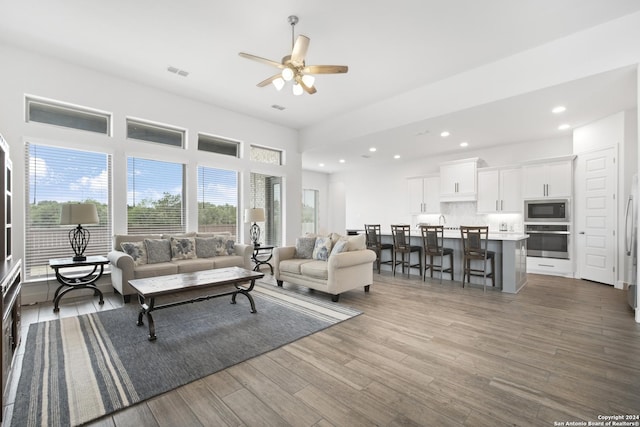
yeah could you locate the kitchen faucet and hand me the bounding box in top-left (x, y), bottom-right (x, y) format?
top-left (438, 214), bottom-right (446, 225)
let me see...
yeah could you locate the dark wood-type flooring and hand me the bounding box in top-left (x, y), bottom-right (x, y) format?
top-left (6, 272), bottom-right (640, 426)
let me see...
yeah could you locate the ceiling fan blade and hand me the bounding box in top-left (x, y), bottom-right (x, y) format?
top-left (302, 65), bottom-right (348, 74)
top-left (256, 74), bottom-right (282, 87)
top-left (290, 35), bottom-right (310, 66)
top-left (238, 52), bottom-right (284, 69)
top-left (296, 75), bottom-right (317, 94)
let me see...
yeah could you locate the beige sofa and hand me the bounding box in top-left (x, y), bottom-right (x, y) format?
top-left (273, 233), bottom-right (377, 302)
top-left (107, 232), bottom-right (251, 302)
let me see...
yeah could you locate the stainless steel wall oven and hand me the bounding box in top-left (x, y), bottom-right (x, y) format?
top-left (525, 224), bottom-right (570, 259)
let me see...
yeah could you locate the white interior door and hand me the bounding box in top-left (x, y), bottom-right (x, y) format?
top-left (576, 147), bottom-right (616, 285)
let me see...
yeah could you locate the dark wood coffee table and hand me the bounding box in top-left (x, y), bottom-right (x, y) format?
top-left (128, 267), bottom-right (264, 341)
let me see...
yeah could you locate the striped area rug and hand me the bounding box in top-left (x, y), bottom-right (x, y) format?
top-left (11, 282), bottom-right (361, 427)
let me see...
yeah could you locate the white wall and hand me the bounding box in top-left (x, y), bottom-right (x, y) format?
top-left (0, 44), bottom-right (302, 296)
top-left (330, 136), bottom-right (573, 232)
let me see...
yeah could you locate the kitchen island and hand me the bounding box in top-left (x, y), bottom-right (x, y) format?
top-left (380, 230), bottom-right (528, 293)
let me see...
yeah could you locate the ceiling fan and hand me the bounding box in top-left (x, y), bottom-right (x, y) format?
top-left (238, 15), bottom-right (348, 95)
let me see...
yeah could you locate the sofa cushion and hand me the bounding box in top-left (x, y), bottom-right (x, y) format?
top-left (195, 237), bottom-right (217, 258)
top-left (280, 259), bottom-right (315, 275)
top-left (312, 237), bottom-right (332, 261)
top-left (212, 255), bottom-right (245, 269)
top-left (295, 237), bottom-right (316, 259)
top-left (120, 241), bottom-right (147, 266)
top-left (170, 237), bottom-right (197, 260)
top-left (145, 238), bottom-right (172, 264)
top-left (175, 258), bottom-right (215, 273)
top-left (300, 261), bottom-right (329, 280)
top-left (133, 262), bottom-right (178, 278)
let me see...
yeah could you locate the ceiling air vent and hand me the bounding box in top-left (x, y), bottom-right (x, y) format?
top-left (167, 66), bottom-right (189, 77)
top-left (271, 104), bottom-right (286, 111)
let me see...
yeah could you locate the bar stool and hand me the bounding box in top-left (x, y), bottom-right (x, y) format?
top-left (365, 224), bottom-right (393, 273)
top-left (391, 225), bottom-right (422, 277)
top-left (460, 226), bottom-right (495, 292)
top-left (420, 225), bottom-right (454, 283)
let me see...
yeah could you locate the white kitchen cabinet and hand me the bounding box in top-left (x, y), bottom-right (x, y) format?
top-left (522, 158), bottom-right (573, 199)
top-left (407, 175), bottom-right (440, 213)
top-left (477, 167), bottom-right (522, 213)
top-left (439, 158), bottom-right (478, 202)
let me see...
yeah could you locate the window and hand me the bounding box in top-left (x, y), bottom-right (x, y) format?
top-left (126, 118), bottom-right (185, 148)
top-left (250, 173), bottom-right (281, 246)
top-left (250, 145), bottom-right (282, 165)
top-left (26, 97), bottom-right (111, 135)
top-left (302, 189), bottom-right (319, 235)
top-left (198, 166), bottom-right (238, 236)
top-left (127, 157), bottom-right (185, 234)
top-left (198, 134), bottom-right (240, 158)
top-left (25, 143), bottom-right (112, 280)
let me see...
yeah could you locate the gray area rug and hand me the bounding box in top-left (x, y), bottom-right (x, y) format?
top-left (11, 283), bottom-right (361, 427)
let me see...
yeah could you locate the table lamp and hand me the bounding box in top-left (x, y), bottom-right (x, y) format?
top-left (244, 208), bottom-right (265, 247)
top-left (60, 203), bottom-right (99, 261)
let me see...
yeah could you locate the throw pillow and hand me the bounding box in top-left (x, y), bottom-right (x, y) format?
top-left (345, 233), bottom-right (366, 251)
top-left (295, 237), bottom-right (316, 259)
top-left (195, 237), bottom-right (217, 258)
top-left (312, 236), bottom-right (333, 261)
top-left (120, 241), bottom-right (147, 266)
top-left (330, 239), bottom-right (348, 256)
top-left (144, 238), bottom-right (171, 264)
top-left (170, 237), bottom-right (197, 260)
top-left (211, 236), bottom-right (236, 256)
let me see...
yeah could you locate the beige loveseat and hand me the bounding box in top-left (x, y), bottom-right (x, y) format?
top-left (107, 232), bottom-right (251, 302)
top-left (273, 233), bottom-right (377, 302)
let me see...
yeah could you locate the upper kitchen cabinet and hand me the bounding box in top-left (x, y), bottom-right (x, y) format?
top-left (477, 167), bottom-right (522, 213)
top-left (522, 156), bottom-right (575, 199)
top-left (439, 158), bottom-right (479, 202)
top-left (407, 174), bottom-right (440, 213)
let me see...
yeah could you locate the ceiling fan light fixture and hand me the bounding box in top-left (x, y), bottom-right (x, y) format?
top-left (301, 74), bottom-right (315, 88)
top-left (282, 67), bottom-right (294, 81)
top-left (272, 77), bottom-right (285, 91)
top-left (292, 82), bottom-right (303, 96)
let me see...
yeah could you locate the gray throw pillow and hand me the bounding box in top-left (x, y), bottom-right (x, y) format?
top-left (313, 237), bottom-right (333, 261)
top-left (295, 237), bottom-right (316, 259)
top-left (195, 237), bottom-right (217, 258)
top-left (120, 241), bottom-right (147, 266)
top-left (144, 238), bottom-right (171, 264)
top-left (330, 239), bottom-right (348, 256)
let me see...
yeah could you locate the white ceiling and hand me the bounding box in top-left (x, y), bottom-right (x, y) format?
top-left (1, 0), bottom-right (639, 172)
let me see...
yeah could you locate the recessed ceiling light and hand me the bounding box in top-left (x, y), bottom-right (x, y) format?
top-left (339, 159), bottom-right (345, 163)
top-left (318, 163), bottom-right (325, 167)
top-left (460, 142), bottom-right (468, 147)
top-left (552, 106), bottom-right (566, 114)
top-left (440, 131), bottom-right (450, 137)
top-left (558, 124), bottom-right (571, 130)
top-left (394, 154), bottom-right (401, 159)
top-left (369, 147), bottom-right (377, 152)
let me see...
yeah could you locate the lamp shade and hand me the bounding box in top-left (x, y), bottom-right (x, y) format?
top-left (60, 203), bottom-right (99, 225)
top-left (244, 208), bottom-right (265, 223)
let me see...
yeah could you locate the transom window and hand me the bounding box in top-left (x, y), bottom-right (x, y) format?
top-left (126, 118), bottom-right (185, 148)
top-left (198, 133), bottom-right (240, 158)
top-left (26, 96), bottom-right (111, 135)
top-left (250, 145), bottom-right (282, 165)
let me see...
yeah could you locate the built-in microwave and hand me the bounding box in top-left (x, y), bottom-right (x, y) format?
top-left (524, 199), bottom-right (569, 222)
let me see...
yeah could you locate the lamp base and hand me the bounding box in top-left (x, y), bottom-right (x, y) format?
top-left (72, 255), bottom-right (87, 262)
top-left (250, 223), bottom-right (261, 247)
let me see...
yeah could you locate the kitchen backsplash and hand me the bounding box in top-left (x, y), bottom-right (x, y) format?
top-left (414, 202), bottom-right (524, 232)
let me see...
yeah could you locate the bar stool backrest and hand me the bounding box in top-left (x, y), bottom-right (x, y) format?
top-left (460, 226), bottom-right (489, 259)
top-left (421, 225), bottom-right (444, 256)
top-left (365, 224), bottom-right (382, 250)
top-left (391, 225), bottom-right (411, 250)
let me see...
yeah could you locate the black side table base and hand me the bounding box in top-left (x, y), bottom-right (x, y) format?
top-left (49, 256), bottom-right (109, 313)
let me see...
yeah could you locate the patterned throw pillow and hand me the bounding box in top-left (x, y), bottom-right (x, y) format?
top-left (330, 239), bottom-right (348, 256)
top-left (144, 239), bottom-right (172, 264)
top-left (195, 237), bottom-right (217, 258)
top-left (211, 236), bottom-right (236, 256)
top-left (170, 237), bottom-right (197, 260)
top-left (312, 237), bottom-right (333, 261)
top-left (120, 241), bottom-right (147, 266)
top-left (295, 237), bottom-right (316, 259)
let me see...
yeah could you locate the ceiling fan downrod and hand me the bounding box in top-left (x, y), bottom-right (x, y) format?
top-left (288, 15), bottom-right (298, 49)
